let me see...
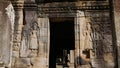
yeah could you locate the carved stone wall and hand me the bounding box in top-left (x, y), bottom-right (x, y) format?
top-left (1, 0), bottom-right (118, 68)
top-left (85, 11), bottom-right (114, 68)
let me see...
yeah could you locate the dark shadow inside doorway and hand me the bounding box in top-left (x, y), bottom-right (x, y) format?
top-left (49, 18), bottom-right (75, 68)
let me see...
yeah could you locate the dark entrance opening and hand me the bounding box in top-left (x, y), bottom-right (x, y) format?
top-left (49, 18), bottom-right (75, 68)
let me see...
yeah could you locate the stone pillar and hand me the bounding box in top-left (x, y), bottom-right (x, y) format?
top-left (11, 0), bottom-right (24, 68)
top-left (74, 16), bottom-right (80, 67)
top-left (113, 0), bottom-right (120, 68)
top-left (74, 11), bottom-right (86, 67)
top-left (70, 50), bottom-right (74, 68)
top-left (13, 9), bottom-right (23, 50)
top-left (37, 18), bottom-right (50, 68)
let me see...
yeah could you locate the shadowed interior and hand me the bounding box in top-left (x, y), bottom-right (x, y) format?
top-left (49, 18), bottom-right (75, 68)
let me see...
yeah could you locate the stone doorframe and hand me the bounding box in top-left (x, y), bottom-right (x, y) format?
top-left (37, 10), bottom-right (87, 68)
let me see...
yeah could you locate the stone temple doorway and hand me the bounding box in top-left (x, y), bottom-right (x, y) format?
top-left (49, 17), bottom-right (75, 68)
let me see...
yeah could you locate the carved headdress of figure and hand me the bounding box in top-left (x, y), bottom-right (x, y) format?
top-left (31, 21), bottom-right (39, 30)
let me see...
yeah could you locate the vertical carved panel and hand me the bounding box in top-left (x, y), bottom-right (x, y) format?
top-left (20, 11), bottom-right (38, 58)
top-left (75, 11), bottom-right (88, 66)
top-left (85, 11), bottom-right (114, 68)
top-left (37, 18), bottom-right (50, 68)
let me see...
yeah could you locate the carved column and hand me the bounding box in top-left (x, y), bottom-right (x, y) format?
top-left (74, 11), bottom-right (87, 68)
top-left (11, 0), bottom-right (24, 68)
top-left (74, 16), bottom-right (80, 67)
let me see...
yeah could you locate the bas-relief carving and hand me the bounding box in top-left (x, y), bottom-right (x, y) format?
top-left (20, 29), bottom-right (29, 57)
top-left (20, 21), bottom-right (39, 57)
top-left (83, 21), bottom-right (92, 50)
top-left (29, 22), bottom-right (39, 57)
top-left (13, 43), bottom-right (20, 51)
top-left (8, 0), bottom-right (116, 67)
top-left (22, 17), bottom-right (50, 67)
top-left (5, 0), bottom-right (114, 67)
top-left (76, 11), bottom-right (90, 51)
top-left (86, 11), bottom-right (114, 68)
top-left (19, 17), bottom-right (50, 67)
top-left (74, 10), bottom-right (114, 68)
top-left (13, 9), bottom-right (114, 68)
top-left (30, 30), bottom-right (38, 49)
top-left (29, 49), bottom-right (38, 57)
top-left (19, 10), bottom-right (38, 58)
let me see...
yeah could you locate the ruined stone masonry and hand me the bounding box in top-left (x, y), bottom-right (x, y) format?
top-left (0, 0), bottom-right (120, 68)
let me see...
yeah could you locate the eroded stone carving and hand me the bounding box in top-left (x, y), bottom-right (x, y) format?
top-left (13, 43), bottom-right (20, 51)
top-left (20, 29), bottom-right (29, 57)
top-left (30, 21), bottom-right (39, 49)
top-left (5, 3), bottom-right (15, 30)
top-left (5, 0), bottom-right (115, 68)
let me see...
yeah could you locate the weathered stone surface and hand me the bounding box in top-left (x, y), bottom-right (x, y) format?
top-left (30, 30), bottom-right (38, 49)
top-left (38, 18), bottom-right (49, 28)
top-left (13, 43), bottom-right (20, 51)
top-left (31, 57), bottom-right (47, 68)
top-left (0, 0), bottom-right (118, 68)
top-left (28, 49), bottom-right (38, 57)
top-left (20, 30), bottom-right (29, 57)
top-left (37, 18), bottom-right (50, 68)
top-left (13, 51), bottom-right (19, 58)
top-left (113, 0), bottom-right (120, 67)
top-left (39, 28), bottom-right (48, 36)
top-left (0, 1), bottom-right (14, 67)
top-left (14, 58), bottom-right (30, 68)
top-left (103, 53), bottom-right (114, 68)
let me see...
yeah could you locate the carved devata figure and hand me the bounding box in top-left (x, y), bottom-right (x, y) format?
top-left (20, 21), bottom-right (39, 58)
top-left (29, 21), bottom-right (39, 57)
top-left (30, 21), bottom-right (39, 49)
top-left (20, 28), bottom-right (29, 57)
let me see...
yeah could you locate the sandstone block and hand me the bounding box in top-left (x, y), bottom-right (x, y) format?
top-left (13, 51), bottom-right (19, 58)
